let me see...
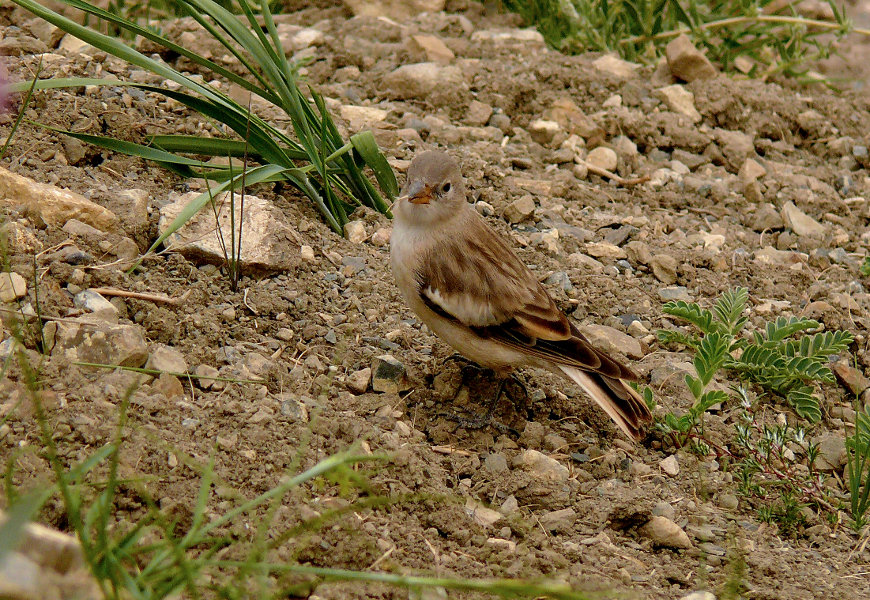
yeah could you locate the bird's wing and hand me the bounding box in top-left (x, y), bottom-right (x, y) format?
top-left (416, 213), bottom-right (636, 380)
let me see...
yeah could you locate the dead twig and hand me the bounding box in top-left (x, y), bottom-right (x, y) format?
top-left (577, 159), bottom-right (650, 186)
top-left (89, 287), bottom-right (192, 305)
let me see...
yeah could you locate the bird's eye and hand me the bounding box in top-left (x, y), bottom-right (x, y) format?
top-left (440, 182), bottom-right (452, 194)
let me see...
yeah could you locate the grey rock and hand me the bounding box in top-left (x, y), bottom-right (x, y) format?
top-left (73, 290), bottom-right (118, 321)
top-left (812, 433), bottom-right (846, 471)
top-left (649, 254), bottom-right (678, 284)
top-left (346, 367), bottom-right (371, 394)
top-left (513, 449), bottom-right (569, 482)
top-left (545, 271), bottom-right (573, 292)
top-left (53, 318), bottom-right (149, 368)
top-left (484, 452), bottom-right (509, 474)
top-left (383, 62), bottom-right (467, 101)
top-left (752, 203), bottom-right (784, 231)
top-left (580, 324), bottom-right (644, 359)
top-left (539, 508), bottom-right (577, 532)
top-left (658, 286), bottom-right (693, 302)
top-left (652, 501), bottom-right (676, 521)
top-left (371, 354), bottom-right (409, 393)
top-left (503, 195), bottom-right (536, 223)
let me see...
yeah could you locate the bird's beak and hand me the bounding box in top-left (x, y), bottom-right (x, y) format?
top-left (397, 180), bottom-right (432, 205)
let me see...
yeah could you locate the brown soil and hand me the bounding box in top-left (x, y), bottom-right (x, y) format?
top-left (1, 2), bottom-right (870, 599)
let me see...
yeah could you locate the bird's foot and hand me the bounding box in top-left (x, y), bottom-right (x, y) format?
top-left (438, 378), bottom-right (521, 436)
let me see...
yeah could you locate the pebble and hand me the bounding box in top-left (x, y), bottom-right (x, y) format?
top-left (0, 272), bottom-right (26, 302)
top-left (752, 204), bottom-right (784, 231)
top-left (812, 433), bottom-right (846, 471)
top-left (652, 501), bottom-right (676, 521)
top-left (487, 537), bottom-right (517, 552)
top-left (658, 286), bottom-right (693, 302)
top-left (666, 34), bottom-right (717, 82)
top-left (717, 493), bottom-right (739, 510)
top-left (346, 367), bottom-right (371, 394)
top-left (371, 227), bottom-right (391, 247)
top-left (193, 364), bottom-right (219, 389)
top-left (484, 452), bottom-right (509, 474)
top-left (580, 324), bottom-right (644, 359)
top-left (738, 157), bottom-right (766, 183)
top-left (503, 195), bottom-right (536, 224)
top-left (653, 84), bottom-right (701, 123)
top-left (781, 201), bottom-right (827, 238)
top-left (300, 245), bottom-right (316, 262)
top-left (586, 147), bottom-right (618, 171)
top-left (146, 344), bottom-right (188, 374)
top-left (409, 33), bottom-right (454, 64)
top-left (383, 62), bottom-right (466, 101)
top-left (371, 354), bottom-right (409, 393)
top-left (513, 449), bottom-right (569, 482)
top-left (649, 254), bottom-right (678, 284)
top-left (640, 516), bottom-right (692, 549)
top-left (567, 252), bottom-right (604, 272)
top-left (592, 54), bottom-right (639, 79)
top-left (500, 495), bottom-right (519, 515)
top-left (73, 289), bottom-right (118, 321)
top-left (585, 242), bottom-right (626, 260)
top-left (343, 220), bottom-right (367, 243)
top-left (466, 100), bottom-right (493, 127)
top-left (528, 119), bottom-right (561, 145)
top-left (659, 454), bottom-right (680, 476)
top-left (539, 508), bottom-right (576, 532)
top-left (679, 593), bottom-right (716, 600)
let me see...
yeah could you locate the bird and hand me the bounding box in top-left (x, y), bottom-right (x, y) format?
top-left (389, 149), bottom-right (653, 440)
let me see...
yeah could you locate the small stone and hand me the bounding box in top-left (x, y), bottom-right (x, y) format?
top-left (754, 246), bottom-right (801, 266)
top-left (383, 62), bottom-right (467, 101)
top-left (475, 201), bottom-right (494, 216)
top-left (666, 34), bottom-right (717, 82)
top-left (812, 433), bottom-right (846, 471)
top-left (73, 290), bottom-right (118, 321)
top-left (567, 252), bottom-right (604, 272)
top-left (539, 508), bottom-right (576, 532)
top-left (484, 452), bottom-right (509, 474)
top-left (500, 495), bottom-right (519, 515)
top-left (717, 494), bottom-right (739, 510)
top-left (465, 499), bottom-right (503, 527)
top-left (503, 195), bottom-right (536, 224)
top-left (300, 245), bottom-right (316, 262)
top-left (653, 85), bottom-right (701, 123)
top-left (409, 33), bottom-right (454, 64)
top-left (579, 324), bottom-right (643, 359)
top-left (658, 286), bottom-right (693, 302)
top-left (487, 537), bottom-right (517, 552)
top-left (0, 272), bottom-right (26, 302)
top-left (833, 361), bottom-right (870, 396)
top-left (513, 449), bottom-right (569, 482)
top-left (781, 201), bottom-right (827, 238)
top-left (659, 455), bottom-right (680, 476)
top-left (652, 501), bottom-right (676, 521)
top-left (217, 432), bottom-right (238, 449)
top-left (752, 204), bottom-right (784, 231)
top-left (738, 158), bottom-right (766, 184)
top-left (585, 242), bottom-right (626, 260)
top-left (466, 101), bottom-right (493, 127)
top-left (146, 344), bottom-right (188, 375)
top-left (679, 592), bottom-right (716, 600)
top-left (194, 364), bottom-right (219, 389)
top-left (152, 372), bottom-right (183, 399)
top-left (343, 220), bottom-right (367, 243)
top-left (346, 367), bottom-right (371, 394)
top-left (592, 54), bottom-right (640, 79)
top-left (640, 516), bottom-right (692, 549)
top-left (371, 354), bottom-right (409, 393)
top-left (371, 227), bottom-right (391, 247)
top-left (649, 254), bottom-right (678, 285)
top-left (586, 147), bottom-right (618, 172)
top-left (528, 119), bottom-right (561, 145)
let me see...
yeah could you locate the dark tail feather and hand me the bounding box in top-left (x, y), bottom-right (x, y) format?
top-left (557, 365), bottom-right (653, 440)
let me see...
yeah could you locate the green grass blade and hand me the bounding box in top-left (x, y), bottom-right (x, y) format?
top-left (350, 130), bottom-right (398, 199)
top-left (151, 135), bottom-right (306, 160)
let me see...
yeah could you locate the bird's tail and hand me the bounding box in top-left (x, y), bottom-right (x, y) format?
top-left (557, 365), bottom-right (652, 440)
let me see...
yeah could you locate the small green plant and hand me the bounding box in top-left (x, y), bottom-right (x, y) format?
top-left (846, 402), bottom-right (870, 530)
top-left (659, 287), bottom-right (853, 425)
top-left (860, 256), bottom-right (870, 277)
top-left (499, 0), bottom-right (868, 80)
top-left (10, 0), bottom-right (397, 247)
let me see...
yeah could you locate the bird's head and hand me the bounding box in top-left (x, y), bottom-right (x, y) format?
top-left (393, 150), bottom-right (467, 228)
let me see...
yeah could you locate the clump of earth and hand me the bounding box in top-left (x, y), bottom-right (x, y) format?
top-left (0, 1), bottom-right (869, 599)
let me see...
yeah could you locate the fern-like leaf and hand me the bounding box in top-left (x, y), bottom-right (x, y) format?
top-left (786, 385), bottom-right (821, 423)
top-left (761, 316), bottom-right (820, 343)
top-left (782, 355), bottom-right (834, 383)
top-left (713, 287), bottom-right (749, 335)
top-left (656, 329), bottom-right (699, 348)
top-left (663, 300), bottom-right (717, 334)
top-left (694, 332), bottom-right (731, 385)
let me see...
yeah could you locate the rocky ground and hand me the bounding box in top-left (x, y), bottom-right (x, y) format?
top-left (1, 1), bottom-right (870, 599)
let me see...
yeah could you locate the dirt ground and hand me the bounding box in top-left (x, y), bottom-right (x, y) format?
top-left (1, 1), bottom-right (870, 599)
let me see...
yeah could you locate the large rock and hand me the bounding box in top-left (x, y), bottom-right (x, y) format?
top-left (382, 62), bottom-right (467, 101)
top-left (666, 34), bottom-right (717, 82)
top-left (51, 318), bottom-right (149, 368)
top-left (158, 191), bottom-right (299, 272)
top-left (0, 167), bottom-right (117, 231)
